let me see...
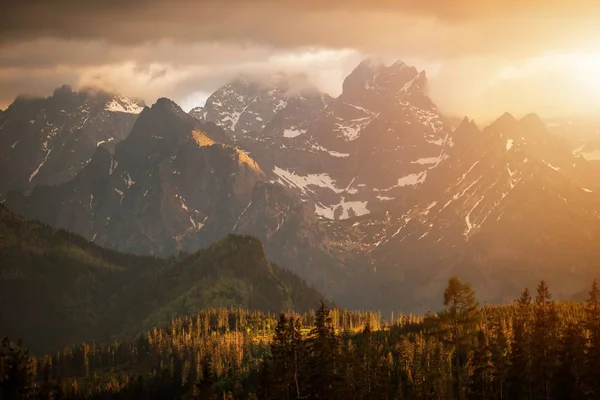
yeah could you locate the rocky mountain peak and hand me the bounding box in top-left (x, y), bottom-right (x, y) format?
top-left (52, 84), bottom-right (75, 97)
top-left (340, 59), bottom-right (425, 109)
top-left (519, 112), bottom-right (546, 133)
top-left (452, 116), bottom-right (481, 145)
top-left (491, 112), bottom-right (518, 129)
top-left (0, 86), bottom-right (143, 198)
top-left (193, 73), bottom-right (331, 138)
top-left (153, 97), bottom-right (184, 112)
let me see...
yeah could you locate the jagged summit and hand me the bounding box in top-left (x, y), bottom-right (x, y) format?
top-left (342, 59), bottom-right (421, 99)
top-left (519, 112), bottom-right (546, 131)
top-left (497, 111), bottom-right (518, 123)
top-left (153, 97), bottom-right (180, 108)
top-left (192, 73), bottom-right (331, 137)
top-left (151, 97), bottom-right (188, 116)
top-left (455, 116), bottom-right (480, 134)
top-left (0, 86), bottom-right (142, 197)
top-left (488, 112), bottom-right (519, 132)
top-left (53, 84), bottom-right (75, 96)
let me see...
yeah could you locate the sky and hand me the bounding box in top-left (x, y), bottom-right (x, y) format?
top-left (1, 0), bottom-right (600, 122)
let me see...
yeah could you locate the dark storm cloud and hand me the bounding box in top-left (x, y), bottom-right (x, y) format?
top-left (1, 0), bottom-right (599, 117)
top-left (2, 0), bottom-right (599, 57)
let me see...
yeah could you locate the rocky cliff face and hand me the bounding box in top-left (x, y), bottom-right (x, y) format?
top-left (0, 86), bottom-right (144, 199)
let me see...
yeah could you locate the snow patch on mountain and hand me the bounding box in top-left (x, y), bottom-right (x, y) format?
top-left (315, 198), bottom-right (369, 219)
top-left (506, 139), bottom-right (514, 151)
top-left (233, 201), bottom-right (252, 231)
top-left (176, 194), bottom-right (189, 211)
top-left (272, 166), bottom-right (344, 195)
top-left (29, 148), bottom-right (52, 182)
top-left (225, 106), bottom-right (249, 132)
top-left (97, 137), bottom-right (114, 147)
top-left (109, 159), bottom-right (118, 175)
top-left (394, 171), bottom-right (427, 189)
top-left (543, 161), bottom-right (560, 171)
top-left (275, 99), bottom-right (288, 112)
top-left (190, 215), bottom-right (208, 231)
top-left (283, 128), bottom-right (306, 138)
top-left (412, 156), bottom-right (441, 165)
top-left (411, 107), bottom-right (444, 134)
top-left (114, 188), bottom-right (124, 203)
top-left (105, 97), bottom-right (144, 114)
top-left (122, 172), bottom-right (135, 188)
top-left (464, 196), bottom-right (485, 238)
top-left (577, 149), bottom-right (600, 161)
top-left (310, 144), bottom-right (350, 158)
top-left (334, 116), bottom-right (373, 141)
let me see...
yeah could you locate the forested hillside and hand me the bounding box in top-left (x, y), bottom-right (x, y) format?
top-left (2, 278), bottom-right (600, 399)
top-left (0, 205), bottom-right (325, 354)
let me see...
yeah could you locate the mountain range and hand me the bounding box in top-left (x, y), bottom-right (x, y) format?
top-left (2, 58), bottom-right (600, 313)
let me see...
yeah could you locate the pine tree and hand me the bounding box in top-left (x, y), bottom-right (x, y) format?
top-left (194, 355), bottom-right (217, 400)
top-left (439, 277), bottom-right (479, 400)
top-left (468, 329), bottom-right (493, 399)
top-left (306, 301), bottom-right (341, 399)
top-left (508, 288), bottom-right (533, 400)
top-left (490, 319), bottom-right (509, 400)
top-left (37, 362), bottom-right (64, 400)
top-left (266, 314), bottom-right (293, 399)
top-left (554, 321), bottom-right (588, 399)
top-left (585, 279), bottom-right (600, 397)
top-left (289, 316), bottom-right (306, 399)
top-left (356, 323), bottom-right (377, 400)
top-left (531, 281), bottom-right (559, 400)
top-left (0, 338), bottom-right (38, 399)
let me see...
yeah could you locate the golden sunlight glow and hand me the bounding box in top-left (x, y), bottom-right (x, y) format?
top-left (571, 52), bottom-right (600, 101)
top-left (537, 51), bottom-right (600, 104)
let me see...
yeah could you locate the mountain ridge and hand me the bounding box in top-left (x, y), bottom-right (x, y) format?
top-left (0, 204), bottom-right (326, 354)
top-left (0, 85), bottom-right (145, 200)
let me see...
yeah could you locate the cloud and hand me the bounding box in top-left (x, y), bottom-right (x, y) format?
top-left (1, 0), bottom-right (599, 118)
top-left (2, 0), bottom-right (599, 58)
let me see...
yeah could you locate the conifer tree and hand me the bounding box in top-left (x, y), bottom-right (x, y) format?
top-left (508, 288), bottom-right (532, 400)
top-left (0, 338), bottom-right (37, 399)
top-left (531, 281), bottom-right (558, 400)
top-left (554, 320), bottom-right (588, 399)
top-left (490, 319), bottom-right (509, 400)
top-left (585, 279), bottom-right (600, 397)
top-left (440, 277), bottom-right (479, 400)
top-left (468, 329), bottom-right (493, 399)
top-left (306, 301), bottom-right (341, 399)
top-left (289, 316), bottom-right (306, 399)
top-left (194, 355), bottom-right (217, 400)
top-left (266, 314), bottom-right (297, 399)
